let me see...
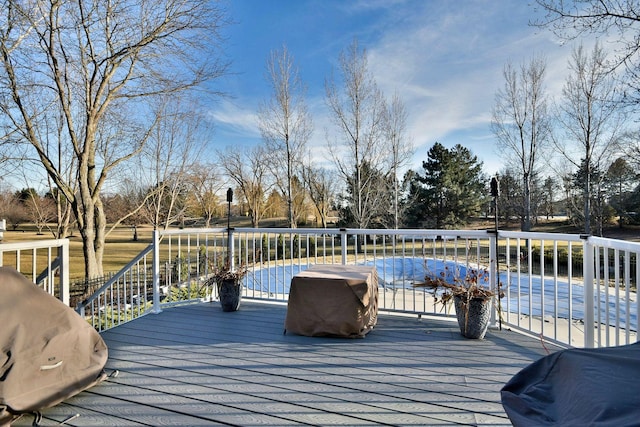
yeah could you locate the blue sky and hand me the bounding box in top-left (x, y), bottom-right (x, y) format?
top-left (209, 0), bottom-right (575, 175)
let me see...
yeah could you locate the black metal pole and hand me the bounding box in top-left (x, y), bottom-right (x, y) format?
top-left (491, 176), bottom-right (501, 330)
top-left (226, 188), bottom-right (233, 265)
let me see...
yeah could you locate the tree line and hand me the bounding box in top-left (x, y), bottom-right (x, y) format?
top-left (3, 1), bottom-right (640, 279)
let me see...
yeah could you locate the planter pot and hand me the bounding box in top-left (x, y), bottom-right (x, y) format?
top-left (453, 295), bottom-right (491, 339)
top-left (217, 279), bottom-right (242, 312)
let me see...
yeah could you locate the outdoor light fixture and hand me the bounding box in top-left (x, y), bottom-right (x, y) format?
top-left (490, 176), bottom-right (500, 198)
top-left (226, 188), bottom-right (233, 268)
top-left (226, 187), bottom-right (233, 230)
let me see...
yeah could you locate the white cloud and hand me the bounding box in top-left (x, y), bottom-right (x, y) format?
top-left (208, 99), bottom-right (260, 140)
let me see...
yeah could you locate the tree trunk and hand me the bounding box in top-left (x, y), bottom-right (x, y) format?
top-left (75, 192), bottom-right (105, 279)
top-left (584, 171), bottom-right (591, 235)
top-left (523, 173), bottom-right (532, 232)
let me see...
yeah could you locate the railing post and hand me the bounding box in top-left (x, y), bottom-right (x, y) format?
top-left (583, 236), bottom-right (595, 348)
top-left (488, 230), bottom-right (498, 328)
top-left (58, 240), bottom-right (70, 306)
top-left (152, 229), bottom-right (162, 314)
top-left (340, 229), bottom-right (347, 265)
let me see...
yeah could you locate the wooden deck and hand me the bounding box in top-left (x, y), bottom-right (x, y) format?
top-left (15, 301), bottom-right (559, 426)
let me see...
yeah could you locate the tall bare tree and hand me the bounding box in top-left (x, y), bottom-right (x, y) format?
top-left (0, 0), bottom-right (228, 278)
top-left (134, 97), bottom-right (207, 230)
top-left (258, 46), bottom-right (313, 228)
top-left (218, 146), bottom-right (272, 227)
top-left (383, 91), bottom-right (414, 229)
top-left (556, 43), bottom-right (625, 234)
top-left (492, 55), bottom-right (551, 231)
top-left (325, 39), bottom-right (387, 229)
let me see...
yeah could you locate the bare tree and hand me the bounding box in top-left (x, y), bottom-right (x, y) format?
top-left (301, 164), bottom-right (337, 228)
top-left (187, 162), bottom-right (226, 227)
top-left (492, 55), bottom-right (551, 231)
top-left (290, 175), bottom-right (309, 226)
top-left (0, 0), bottom-right (228, 278)
top-left (46, 181), bottom-right (75, 239)
top-left (325, 39), bottom-right (388, 229)
top-left (383, 91), bottom-right (414, 229)
top-left (535, 0), bottom-right (640, 103)
top-left (103, 190), bottom-right (145, 241)
top-left (120, 108), bottom-right (199, 231)
top-left (258, 46), bottom-right (313, 228)
top-left (556, 43), bottom-right (625, 234)
top-left (1, 191), bottom-right (27, 230)
top-left (218, 146), bottom-right (272, 227)
top-left (45, 110), bottom-right (77, 239)
top-left (24, 191), bottom-right (56, 235)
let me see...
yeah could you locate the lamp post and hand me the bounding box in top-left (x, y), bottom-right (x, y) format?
top-left (490, 175), bottom-right (501, 330)
top-left (226, 188), bottom-right (233, 269)
top-left (491, 176), bottom-right (499, 232)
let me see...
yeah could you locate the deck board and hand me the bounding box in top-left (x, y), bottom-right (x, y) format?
top-left (14, 301), bottom-right (559, 426)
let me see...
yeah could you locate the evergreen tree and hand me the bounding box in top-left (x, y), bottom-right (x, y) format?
top-left (496, 169), bottom-right (523, 227)
top-left (405, 143), bottom-right (486, 228)
top-left (542, 176), bottom-right (557, 220)
top-left (605, 157), bottom-right (638, 225)
top-left (571, 159), bottom-right (614, 235)
top-left (400, 170), bottom-right (423, 227)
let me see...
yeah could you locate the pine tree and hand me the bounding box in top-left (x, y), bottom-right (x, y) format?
top-left (405, 143), bottom-right (487, 228)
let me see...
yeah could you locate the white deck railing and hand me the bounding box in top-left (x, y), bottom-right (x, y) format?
top-left (75, 227), bottom-right (639, 349)
top-left (0, 238), bottom-right (70, 305)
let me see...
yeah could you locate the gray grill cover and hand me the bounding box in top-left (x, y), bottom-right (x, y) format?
top-left (501, 342), bottom-right (640, 426)
top-left (0, 267), bottom-right (108, 425)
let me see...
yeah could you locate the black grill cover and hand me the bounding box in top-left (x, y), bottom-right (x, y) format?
top-left (501, 342), bottom-right (640, 426)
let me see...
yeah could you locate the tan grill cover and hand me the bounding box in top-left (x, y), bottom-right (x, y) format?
top-left (285, 265), bottom-right (378, 337)
top-left (0, 267), bottom-right (108, 425)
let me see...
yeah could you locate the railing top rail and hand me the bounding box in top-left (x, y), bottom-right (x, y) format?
top-left (235, 227), bottom-right (332, 234)
top-left (588, 235), bottom-right (640, 252)
top-left (342, 228), bottom-right (491, 238)
top-left (0, 239), bottom-right (69, 251)
top-left (156, 227), bottom-right (640, 252)
top-left (162, 227), bottom-right (494, 239)
top-left (159, 228), bottom-right (227, 237)
top-left (498, 230), bottom-right (584, 242)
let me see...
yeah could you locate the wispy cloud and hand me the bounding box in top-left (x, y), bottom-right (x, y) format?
top-left (208, 99), bottom-right (260, 142)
